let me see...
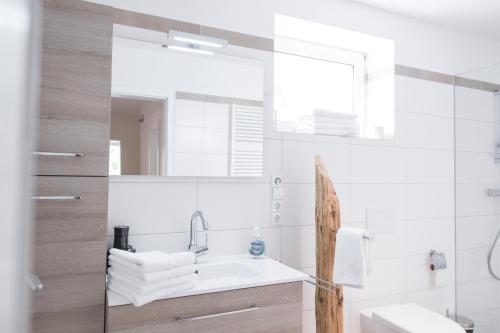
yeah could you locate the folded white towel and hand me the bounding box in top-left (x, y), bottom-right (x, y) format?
top-left (314, 109), bottom-right (359, 119)
top-left (108, 249), bottom-right (195, 273)
top-left (314, 128), bottom-right (360, 137)
top-left (108, 249), bottom-right (175, 273)
top-left (334, 227), bottom-right (369, 288)
top-left (108, 274), bottom-right (197, 307)
top-left (314, 124), bottom-right (359, 131)
top-left (172, 252), bottom-right (196, 268)
top-left (109, 263), bottom-right (196, 285)
top-left (109, 272), bottom-right (197, 295)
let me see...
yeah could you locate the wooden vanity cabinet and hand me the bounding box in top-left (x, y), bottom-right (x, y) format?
top-left (31, 1), bottom-right (112, 332)
top-left (107, 282), bottom-right (303, 333)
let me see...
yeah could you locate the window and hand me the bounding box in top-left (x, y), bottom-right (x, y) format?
top-left (274, 15), bottom-right (394, 139)
top-left (109, 140), bottom-right (121, 175)
top-left (274, 37), bottom-right (365, 137)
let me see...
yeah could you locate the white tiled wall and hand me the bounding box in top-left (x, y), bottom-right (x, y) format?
top-left (108, 75), bottom-right (497, 332)
top-left (455, 86), bottom-right (500, 333)
top-left (173, 99), bottom-right (231, 176)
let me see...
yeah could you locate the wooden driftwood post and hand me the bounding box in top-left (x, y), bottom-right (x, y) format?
top-left (315, 156), bottom-right (343, 333)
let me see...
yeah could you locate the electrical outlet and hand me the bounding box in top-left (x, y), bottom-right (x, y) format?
top-left (272, 213), bottom-right (282, 224)
top-left (272, 187), bottom-right (284, 200)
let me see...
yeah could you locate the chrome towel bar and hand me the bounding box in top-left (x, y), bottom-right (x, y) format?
top-left (33, 151), bottom-right (83, 158)
top-left (32, 195), bottom-right (81, 200)
top-left (175, 304), bottom-right (259, 322)
top-left (305, 274), bottom-right (341, 295)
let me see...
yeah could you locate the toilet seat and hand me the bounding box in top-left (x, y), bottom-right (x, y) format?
top-left (361, 303), bottom-right (465, 333)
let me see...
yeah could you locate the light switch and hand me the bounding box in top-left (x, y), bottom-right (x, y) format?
top-left (272, 187), bottom-right (284, 200)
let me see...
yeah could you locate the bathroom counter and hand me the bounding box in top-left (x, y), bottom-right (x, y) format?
top-left (107, 255), bottom-right (307, 307)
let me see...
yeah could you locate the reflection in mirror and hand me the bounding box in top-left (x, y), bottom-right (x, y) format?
top-left (110, 97), bottom-right (166, 176)
top-left (110, 25), bottom-right (265, 177)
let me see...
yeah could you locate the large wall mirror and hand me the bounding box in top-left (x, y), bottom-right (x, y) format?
top-left (110, 24), bottom-right (265, 177)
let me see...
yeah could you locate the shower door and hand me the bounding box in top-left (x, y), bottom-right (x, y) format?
top-left (455, 63), bottom-right (500, 333)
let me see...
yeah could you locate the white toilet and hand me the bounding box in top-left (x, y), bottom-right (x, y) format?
top-left (360, 303), bottom-right (466, 333)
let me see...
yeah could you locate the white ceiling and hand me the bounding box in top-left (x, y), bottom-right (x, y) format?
top-left (347, 0), bottom-right (500, 41)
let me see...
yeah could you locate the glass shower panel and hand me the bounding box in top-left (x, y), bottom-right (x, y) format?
top-left (455, 63), bottom-right (500, 333)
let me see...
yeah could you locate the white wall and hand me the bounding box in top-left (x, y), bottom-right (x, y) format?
top-left (173, 99), bottom-right (231, 176)
top-left (91, 0), bottom-right (500, 75)
top-left (108, 75), bottom-right (457, 332)
top-left (95, 1), bottom-right (500, 332)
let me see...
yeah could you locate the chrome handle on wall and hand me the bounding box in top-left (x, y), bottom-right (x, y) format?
top-left (175, 304), bottom-right (259, 322)
top-left (31, 195), bottom-right (81, 200)
top-left (33, 151), bottom-right (83, 158)
top-left (26, 273), bottom-right (43, 291)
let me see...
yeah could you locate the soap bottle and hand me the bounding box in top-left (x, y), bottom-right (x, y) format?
top-left (249, 227), bottom-right (265, 258)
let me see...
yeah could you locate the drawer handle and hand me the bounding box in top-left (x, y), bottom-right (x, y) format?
top-left (31, 195), bottom-right (81, 200)
top-left (26, 273), bottom-right (43, 291)
top-left (33, 151), bottom-right (83, 158)
top-left (175, 304), bottom-right (259, 322)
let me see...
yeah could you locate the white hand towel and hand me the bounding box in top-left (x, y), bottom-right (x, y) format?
top-left (108, 274), bottom-right (197, 307)
top-left (109, 249), bottom-right (176, 273)
top-left (109, 263), bottom-right (196, 285)
top-left (333, 227), bottom-right (369, 288)
top-left (108, 250), bottom-right (195, 273)
top-left (108, 266), bottom-right (195, 287)
top-left (109, 272), bottom-right (197, 295)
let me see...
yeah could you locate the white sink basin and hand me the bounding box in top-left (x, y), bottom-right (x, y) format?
top-left (197, 261), bottom-right (262, 280)
top-left (108, 255), bottom-right (307, 306)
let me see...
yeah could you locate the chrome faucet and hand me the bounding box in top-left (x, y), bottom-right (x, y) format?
top-left (189, 210), bottom-right (209, 260)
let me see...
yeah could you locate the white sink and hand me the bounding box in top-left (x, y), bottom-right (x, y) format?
top-left (108, 255), bottom-right (307, 306)
top-left (197, 261), bottom-right (262, 280)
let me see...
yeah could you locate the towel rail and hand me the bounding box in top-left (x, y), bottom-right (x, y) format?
top-left (305, 274), bottom-right (341, 296)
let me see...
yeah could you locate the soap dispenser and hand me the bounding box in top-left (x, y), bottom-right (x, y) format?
top-left (249, 227), bottom-right (265, 258)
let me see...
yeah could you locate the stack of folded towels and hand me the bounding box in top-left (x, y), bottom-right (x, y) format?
top-left (297, 109), bottom-right (360, 137)
top-left (107, 248), bottom-right (197, 307)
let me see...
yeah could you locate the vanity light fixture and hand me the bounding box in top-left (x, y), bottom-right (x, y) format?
top-left (168, 30), bottom-right (227, 48)
top-left (165, 45), bottom-right (215, 55)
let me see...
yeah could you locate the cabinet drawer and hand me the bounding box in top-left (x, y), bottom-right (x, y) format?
top-left (32, 273), bottom-right (105, 314)
top-left (33, 305), bottom-right (105, 333)
top-left (107, 282), bottom-right (303, 333)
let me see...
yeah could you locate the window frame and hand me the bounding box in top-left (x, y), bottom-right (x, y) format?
top-left (109, 139), bottom-right (122, 176)
top-left (274, 35), bottom-right (367, 135)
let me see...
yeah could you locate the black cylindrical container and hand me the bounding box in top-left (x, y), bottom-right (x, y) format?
top-left (113, 225), bottom-right (130, 250)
